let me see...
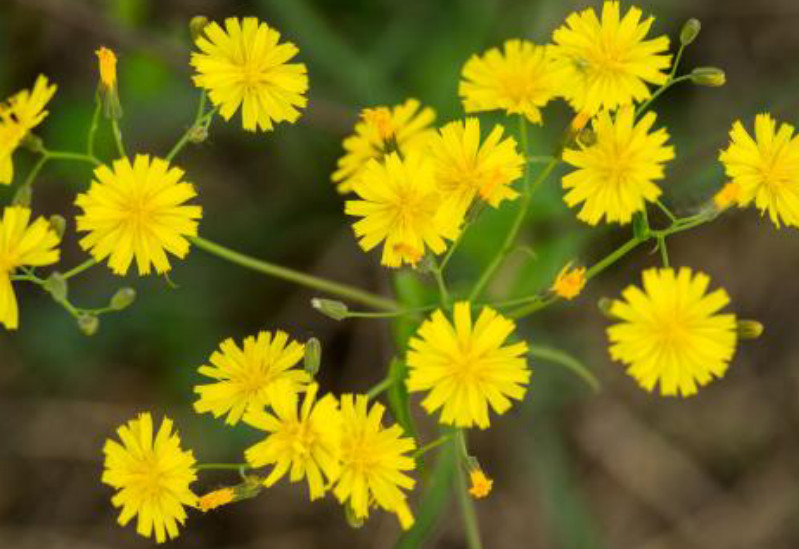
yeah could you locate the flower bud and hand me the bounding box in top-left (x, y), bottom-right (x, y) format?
top-left (12, 184), bottom-right (32, 207)
top-left (43, 273), bottom-right (68, 302)
top-left (110, 287), bottom-right (136, 311)
top-left (187, 125), bottom-right (208, 144)
top-left (468, 467), bottom-right (493, 499)
top-left (344, 503), bottom-right (365, 529)
top-left (304, 337), bottom-right (322, 376)
top-left (78, 314), bottom-right (99, 336)
top-left (680, 18), bottom-right (701, 46)
top-left (737, 320), bottom-right (764, 340)
top-left (95, 47), bottom-right (123, 120)
top-left (21, 134), bottom-right (44, 153)
top-left (576, 127), bottom-right (596, 148)
top-left (48, 215), bottom-right (66, 239)
top-left (597, 297), bottom-right (615, 318)
top-left (690, 67), bottom-right (726, 87)
top-left (311, 298), bottom-right (349, 321)
top-left (190, 16), bottom-right (210, 43)
top-left (632, 210), bottom-right (650, 240)
top-left (415, 253), bottom-right (437, 274)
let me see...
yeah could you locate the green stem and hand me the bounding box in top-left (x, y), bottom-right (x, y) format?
top-left (528, 345), bottom-right (600, 393)
top-left (197, 463), bottom-right (250, 471)
top-left (527, 155), bottom-right (560, 164)
top-left (654, 199), bottom-right (677, 223)
top-left (433, 265), bottom-right (449, 307)
top-left (412, 435), bottom-right (452, 459)
top-left (62, 258), bottom-right (97, 280)
top-left (455, 432), bottom-right (483, 549)
top-left (44, 150), bottom-right (101, 166)
top-left (20, 155), bottom-right (49, 190)
top-left (167, 105), bottom-right (217, 162)
top-left (366, 377), bottom-right (394, 399)
top-left (110, 119), bottom-right (126, 157)
top-left (657, 235), bottom-right (670, 267)
top-left (87, 100), bottom-right (102, 157)
top-left (635, 74), bottom-right (693, 118)
top-left (344, 305), bottom-right (436, 319)
top-left (669, 44), bottom-right (686, 80)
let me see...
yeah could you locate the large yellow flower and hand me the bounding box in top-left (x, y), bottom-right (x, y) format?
top-left (406, 302), bottom-right (530, 429)
top-left (345, 152), bottom-right (457, 268)
top-left (551, 1), bottom-right (671, 116)
top-left (607, 267), bottom-right (738, 397)
top-left (193, 331), bottom-right (310, 425)
top-left (429, 118), bottom-right (524, 225)
top-left (102, 413), bottom-right (198, 543)
top-left (562, 106), bottom-right (674, 225)
top-left (244, 383), bottom-right (341, 500)
top-left (0, 75), bottom-right (57, 184)
top-left (332, 99), bottom-right (436, 193)
top-left (459, 39), bottom-right (561, 124)
top-left (191, 17), bottom-right (308, 132)
top-left (0, 206), bottom-right (60, 330)
top-left (333, 394), bottom-right (416, 530)
top-left (719, 113), bottom-right (799, 228)
top-left (75, 155), bottom-right (202, 276)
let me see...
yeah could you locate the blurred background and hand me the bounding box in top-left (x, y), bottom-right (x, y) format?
top-left (2, 0), bottom-right (799, 547)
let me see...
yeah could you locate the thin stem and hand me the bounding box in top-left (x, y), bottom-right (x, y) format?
top-left (439, 219), bottom-right (469, 274)
top-left (669, 44), bottom-right (686, 80)
top-left (366, 377), bottom-right (394, 399)
top-left (343, 305), bottom-right (436, 319)
top-left (87, 99), bottom-right (102, 157)
top-left (433, 265), bottom-right (449, 307)
top-left (110, 119), bottom-right (127, 157)
top-left (654, 199), bottom-right (677, 223)
top-left (167, 106), bottom-right (217, 162)
top-left (527, 155), bottom-right (560, 164)
top-left (657, 236), bottom-right (670, 267)
top-left (197, 463), bottom-right (250, 471)
top-left (412, 435), bottom-right (452, 459)
top-left (44, 150), bottom-right (101, 166)
top-left (20, 155), bottom-right (49, 190)
top-left (635, 74), bottom-right (693, 118)
top-left (455, 431), bottom-right (483, 549)
top-left (62, 258), bottom-right (97, 280)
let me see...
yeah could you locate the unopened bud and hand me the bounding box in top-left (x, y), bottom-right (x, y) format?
top-left (110, 287), bottom-right (136, 311)
top-left (737, 320), bottom-right (764, 340)
top-left (21, 134), bottom-right (44, 153)
top-left (43, 273), bottom-right (68, 302)
top-left (632, 210), bottom-right (650, 240)
top-left (415, 253), bottom-right (437, 274)
top-left (690, 67), bottom-right (726, 87)
top-left (48, 215), bottom-right (66, 239)
top-left (304, 337), bottom-right (322, 376)
top-left (680, 18), bottom-right (701, 46)
top-left (77, 314), bottom-right (99, 336)
top-left (12, 184), bottom-right (32, 207)
top-left (187, 125), bottom-right (208, 143)
top-left (345, 504), bottom-right (365, 529)
top-left (577, 127), bottom-right (596, 147)
top-left (597, 297), bottom-right (615, 318)
top-left (311, 298), bottom-right (348, 321)
top-left (190, 16), bottom-right (210, 43)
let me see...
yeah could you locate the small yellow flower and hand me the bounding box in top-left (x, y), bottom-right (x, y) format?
top-left (713, 181), bottom-right (741, 211)
top-left (334, 394), bottom-right (416, 530)
top-left (406, 302), bottom-right (530, 429)
top-left (719, 113), bottom-right (799, 228)
top-left (552, 263), bottom-right (587, 300)
top-left (607, 267), bottom-right (738, 397)
top-left (551, 1), bottom-right (672, 116)
top-left (332, 99), bottom-right (436, 193)
top-left (194, 331), bottom-right (310, 425)
top-left (468, 469), bottom-right (493, 499)
top-left (198, 488), bottom-right (235, 512)
top-left (562, 106), bottom-right (674, 225)
top-left (244, 382), bottom-right (341, 500)
top-left (459, 39), bottom-right (561, 124)
top-left (102, 413), bottom-right (197, 543)
top-left (0, 206), bottom-right (60, 330)
top-left (74, 155), bottom-right (202, 276)
top-left (191, 17), bottom-right (308, 132)
top-left (95, 46), bottom-right (118, 89)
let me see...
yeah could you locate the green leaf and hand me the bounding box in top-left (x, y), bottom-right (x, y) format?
top-left (528, 344), bottom-right (600, 393)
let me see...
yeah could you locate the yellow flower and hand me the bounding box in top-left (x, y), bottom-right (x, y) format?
top-left (468, 469), bottom-right (493, 499)
top-left (551, 1), bottom-right (671, 116)
top-left (74, 155), bottom-right (202, 276)
top-left (0, 206), bottom-right (60, 330)
top-left (333, 394), bottom-right (416, 530)
top-left (0, 75), bottom-right (57, 184)
top-left (562, 106), bottom-right (674, 225)
top-left (552, 263), bottom-right (587, 300)
top-left (607, 267), bottom-right (738, 397)
top-left (191, 17), bottom-right (308, 132)
top-left (332, 99), bottom-right (436, 193)
top-left (429, 118), bottom-right (524, 225)
top-left (713, 181), bottom-right (740, 211)
top-left (345, 152), bottom-right (457, 268)
top-left (96, 46), bottom-right (118, 89)
top-left (102, 413), bottom-right (197, 543)
top-left (406, 302), bottom-right (530, 429)
top-left (244, 383), bottom-right (341, 500)
top-left (719, 113), bottom-right (799, 228)
top-left (198, 488), bottom-right (235, 512)
top-left (459, 39), bottom-right (561, 124)
top-left (193, 331), bottom-right (310, 425)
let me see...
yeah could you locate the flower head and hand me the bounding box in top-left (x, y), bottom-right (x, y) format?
top-left (551, 1), bottom-right (671, 116)
top-left (244, 383), bottom-right (341, 500)
top-left (719, 113), bottom-right (799, 228)
top-left (406, 302), bottom-right (530, 429)
top-left (607, 267), bottom-right (738, 397)
top-left (468, 468), bottom-right (493, 499)
top-left (194, 331), bottom-right (310, 425)
top-left (96, 46), bottom-right (118, 89)
top-left (102, 413), bottom-right (197, 543)
top-left (74, 155), bottom-right (202, 276)
top-left (332, 99), bottom-right (436, 193)
top-left (333, 394), bottom-right (416, 529)
top-left (345, 152), bottom-right (457, 268)
top-left (459, 40), bottom-right (561, 124)
top-left (0, 206), bottom-right (60, 330)
top-left (552, 262), bottom-right (587, 300)
top-left (562, 106), bottom-right (674, 225)
top-left (191, 17), bottom-right (308, 132)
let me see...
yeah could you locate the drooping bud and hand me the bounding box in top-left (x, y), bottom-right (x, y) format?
top-left (468, 467), bottom-right (493, 499)
top-left (690, 67), bottom-right (726, 87)
top-left (680, 18), bottom-right (701, 46)
top-left (110, 287), bottom-right (136, 311)
top-left (77, 314), bottom-right (99, 336)
top-left (304, 337), bottom-right (322, 376)
top-left (48, 215), bottom-right (66, 239)
top-left (95, 46), bottom-right (123, 119)
top-left (737, 320), bottom-right (764, 340)
top-left (189, 16), bottom-right (210, 43)
top-left (43, 273), bottom-right (68, 302)
top-left (311, 298), bottom-right (349, 321)
top-left (12, 184), bottom-right (32, 207)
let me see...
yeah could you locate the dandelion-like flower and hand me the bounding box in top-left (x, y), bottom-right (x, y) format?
top-left (74, 155), bottom-right (202, 276)
top-left (552, 263), bottom-right (587, 300)
top-left (562, 106), bottom-right (674, 225)
top-left (551, 1), bottom-right (671, 116)
top-left (406, 301), bottom-right (530, 429)
top-left (194, 331), bottom-right (310, 425)
top-left (334, 394), bottom-right (416, 529)
top-left (607, 267), bottom-right (738, 397)
top-left (0, 206), bottom-right (60, 330)
top-left (345, 152), bottom-right (457, 268)
top-left (468, 469), bottom-right (493, 499)
top-left (719, 113), bottom-right (799, 228)
top-left (429, 118), bottom-right (524, 224)
top-left (459, 40), bottom-right (561, 124)
top-left (0, 75), bottom-right (57, 184)
top-left (244, 383), bottom-right (341, 500)
top-left (332, 99), bottom-right (436, 193)
top-left (101, 413), bottom-right (197, 543)
top-left (191, 17), bottom-right (309, 132)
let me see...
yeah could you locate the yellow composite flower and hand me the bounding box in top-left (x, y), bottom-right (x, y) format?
top-left (561, 106), bottom-right (674, 225)
top-left (102, 413), bottom-right (198, 543)
top-left (74, 155), bottom-right (202, 276)
top-left (345, 152), bottom-right (457, 268)
top-left (551, 1), bottom-right (671, 116)
top-left (551, 262), bottom-right (587, 300)
top-left (719, 113), bottom-right (799, 228)
top-left (332, 99), bottom-right (436, 193)
top-left (244, 383), bottom-right (341, 500)
top-left (0, 75), bottom-right (57, 184)
top-left (428, 118), bottom-right (524, 225)
top-left (333, 394), bottom-right (416, 530)
top-left (0, 206), bottom-right (60, 330)
top-left (607, 267), bottom-right (738, 397)
top-left (406, 302), bottom-right (530, 429)
top-left (191, 17), bottom-right (309, 132)
top-left (459, 39), bottom-right (561, 124)
top-left (193, 330), bottom-right (310, 425)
